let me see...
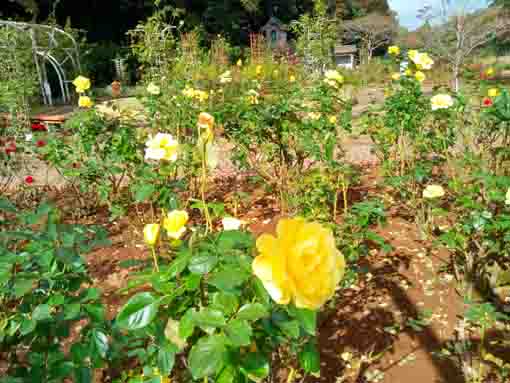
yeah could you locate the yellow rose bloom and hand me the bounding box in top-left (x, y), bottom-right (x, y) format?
top-left (488, 88), bottom-right (500, 98)
top-left (388, 45), bottom-right (400, 55)
top-left (145, 133), bottom-right (179, 162)
top-left (198, 112), bottom-right (215, 142)
top-left (431, 94), bottom-right (454, 111)
top-left (143, 224), bottom-right (160, 246)
top-left (486, 68), bottom-right (494, 76)
top-left (324, 70), bottom-right (344, 84)
top-left (289, 75), bottom-right (296, 82)
top-left (423, 185), bottom-right (445, 199)
top-left (414, 53), bottom-right (434, 70)
top-left (252, 218), bottom-right (345, 310)
top-left (408, 49), bottom-right (418, 61)
top-left (415, 71), bottom-right (426, 83)
top-left (163, 210), bottom-right (189, 239)
top-left (78, 96), bottom-right (93, 108)
top-left (405, 68), bottom-right (413, 76)
top-left (391, 73), bottom-right (401, 81)
top-left (329, 115), bottom-right (337, 124)
top-left (73, 75), bottom-right (91, 93)
top-left (256, 65), bottom-right (263, 75)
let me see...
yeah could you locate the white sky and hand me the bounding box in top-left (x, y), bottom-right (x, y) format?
top-left (388, 0), bottom-right (490, 30)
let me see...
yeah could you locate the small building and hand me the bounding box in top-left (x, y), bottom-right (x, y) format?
top-left (334, 44), bottom-right (357, 69)
top-left (261, 17), bottom-right (288, 48)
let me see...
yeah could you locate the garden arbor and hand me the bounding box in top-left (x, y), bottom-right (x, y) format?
top-left (0, 20), bottom-right (81, 105)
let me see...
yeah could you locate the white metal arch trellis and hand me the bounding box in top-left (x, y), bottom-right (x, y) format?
top-left (0, 20), bottom-right (81, 106)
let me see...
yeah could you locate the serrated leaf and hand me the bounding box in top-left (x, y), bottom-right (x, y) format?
top-left (236, 303), bottom-right (269, 322)
top-left (189, 335), bottom-right (227, 379)
top-left (211, 292), bottom-right (239, 316)
top-left (240, 352), bottom-right (269, 382)
top-left (225, 319), bottom-right (252, 347)
top-left (193, 308), bottom-right (226, 329)
top-left (91, 329), bottom-right (109, 359)
top-left (116, 292), bottom-right (159, 330)
top-left (188, 254), bottom-right (218, 274)
top-left (289, 306), bottom-right (317, 335)
top-left (208, 267), bottom-right (249, 291)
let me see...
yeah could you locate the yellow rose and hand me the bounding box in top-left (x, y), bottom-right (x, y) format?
top-left (198, 112), bottom-right (215, 142)
top-left (78, 96), bottom-right (93, 108)
top-left (391, 72), bottom-right (401, 81)
top-left (73, 75), bottom-right (91, 93)
top-left (415, 71), bottom-right (426, 83)
top-left (143, 224), bottom-right (160, 246)
top-left (423, 185), bottom-right (445, 199)
top-left (145, 133), bottom-right (179, 162)
top-left (252, 218), bottom-right (345, 310)
top-left (408, 49), bottom-right (418, 61)
top-left (388, 46), bottom-right (400, 55)
top-left (329, 115), bottom-right (337, 124)
top-left (414, 53), bottom-right (434, 70)
top-left (194, 90), bottom-right (209, 103)
top-left (247, 89), bottom-right (259, 105)
top-left (256, 65), bottom-right (263, 75)
top-left (289, 75), bottom-right (296, 82)
top-left (163, 210), bottom-right (189, 239)
top-left (324, 70), bottom-right (344, 85)
top-left (431, 94), bottom-right (454, 111)
top-left (405, 69), bottom-right (413, 76)
top-left (488, 88), bottom-right (500, 98)
top-left (486, 68), bottom-right (494, 76)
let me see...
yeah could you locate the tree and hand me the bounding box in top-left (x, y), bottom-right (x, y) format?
top-left (419, 0), bottom-right (510, 92)
top-left (343, 12), bottom-right (397, 63)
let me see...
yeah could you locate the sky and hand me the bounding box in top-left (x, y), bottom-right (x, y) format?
top-left (388, 0), bottom-right (490, 30)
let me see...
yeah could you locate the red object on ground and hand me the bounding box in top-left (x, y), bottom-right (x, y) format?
top-left (5, 142), bottom-right (16, 154)
top-left (31, 122), bottom-right (48, 131)
top-left (483, 98), bottom-right (493, 107)
top-left (25, 175), bottom-right (34, 184)
top-left (36, 140), bottom-right (46, 147)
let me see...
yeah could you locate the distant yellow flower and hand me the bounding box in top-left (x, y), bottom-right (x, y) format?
top-left (414, 53), bottom-right (434, 70)
top-left (324, 70), bottom-right (344, 88)
top-left (488, 88), bottom-right (500, 98)
top-left (78, 96), bottom-right (93, 108)
top-left (273, 69), bottom-right (279, 76)
top-left (198, 112), bottom-right (215, 143)
top-left (237, 59), bottom-right (243, 67)
top-left (506, 188), bottom-right (510, 205)
top-left (252, 217), bottom-right (345, 310)
top-left (143, 224), bottom-right (160, 246)
top-left (256, 65), bottom-right (263, 75)
top-left (329, 115), bottom-right (337, 124)
top-left (431, 94), bottom-right (454, 111)
top-left (486, 68), bottom-right (495, 76)
top-left (182, 86), bottom-right (195, 98)
top-left (405, 68), bottom-right (413, 76)
top-left (73, 75), bottom-right (91, 93)
top-left (423, 185), bottom-right (445, 199)
top-left (147, 82), bottom-right (161, 95)
top-left (388, 46), bottom-right (400, 55)
top-left (415, 71), bottom-right (426, 83)
top-left (194, 90), bottom-right (209, 103)
top-left (247, 89), bottom-right (259, 105)
top-left (391, 72), bottom-right (401, 81)
top-left (408, 50), bottom-right (418, 61)
top-left (289, 75), bottom-right (296, 82)
top-left (163, 210), bottom-right (189, 239)
top-left (145, 133), bottom-right (179, 162)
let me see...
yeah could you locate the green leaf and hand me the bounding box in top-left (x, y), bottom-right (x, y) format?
top-left (240, 353), bottom-right (270, 382)
top-left (64, 303), bottom-right (81, 320)
top-left (289, 306), bottom-right (317, 335)
top-left (0, 198), bottom-right (16, 213)
top-left (74, 367), bottom-right (92, 383)
top-left (14, 278), bottom-right (35, 298)
top-left (277, 320), bottom-right (300, 339)
top-left (193, 308), bottom-right (226, 329)
top-left (298, 342), bottom-right (320, 373)
top-left (158, 342), bottom-right (177, 375)
top-left (211, 292), bottom-right (239, 316)
top-left (217, 364), bottom-right (239, 383)
top-left (179, 309), bottom-right (195, 340)
top-left (91, 329), bottom-right (109, 359)
top-left (188, 335), bottom-right (227, 379)
top-left (116, 292), bottom-right (159, 330)
top-left (236, 303), bottom-right (269, 322)
top-left (225, 319), bottom-right (252, 347)
top-left (166, 250), bottom-right (190, 279)
top-left (188, 254), bottom-right (218, 274)
top-left (134, 184), bottom-right (156, 202)
top-left (216, 231), bottom-right (254, 251)
top-left (19, 317), bottom-right (36, 336)
top-left (208, 268), bottom-right (249, 291)
top-left (32, 304), bottom-right (51, 321)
